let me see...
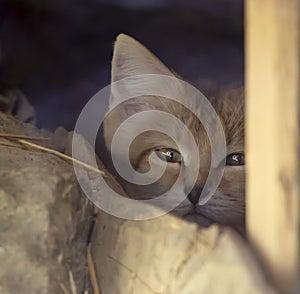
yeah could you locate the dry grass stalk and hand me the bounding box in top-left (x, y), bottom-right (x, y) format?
top-left (0, 134), bottom-right (105, 176)
top-left (0, 133), bottom-right (49, 141)
top-left (87, 243), bottom-right (101, 294)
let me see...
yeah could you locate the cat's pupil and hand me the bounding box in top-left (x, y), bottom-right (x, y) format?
top-left (155, 148), bottom-right (182, 163)
top-left (226, 153), bottom-right (244, 166)
top-left (168, 150), bottom-right (174, 160)
top-left (232, 154), bottom-right (239, 161)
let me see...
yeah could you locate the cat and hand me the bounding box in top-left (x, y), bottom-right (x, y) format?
top-left (103, 34), bottom-right (245, 232)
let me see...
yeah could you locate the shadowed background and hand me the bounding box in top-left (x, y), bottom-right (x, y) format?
top-left (0, 0), bottom-right (243, 130)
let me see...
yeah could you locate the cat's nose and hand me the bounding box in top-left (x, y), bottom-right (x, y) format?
top-left (187, 190), bottom-right (201, 205)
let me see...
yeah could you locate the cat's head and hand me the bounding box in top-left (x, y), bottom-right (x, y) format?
top-left (103, 34), bottom-right (245, 230)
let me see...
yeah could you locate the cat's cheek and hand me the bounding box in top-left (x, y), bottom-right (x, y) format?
top-left (150, 154), bottom-right (181, 176)
top-left (157, 165), bottom-right (181, 191)
top-left (224, 165), bottom-right (245, 171)
top-left (222, 166), bottom-right (245, 182)
top-left (166, 164), bottom-right (181, 176)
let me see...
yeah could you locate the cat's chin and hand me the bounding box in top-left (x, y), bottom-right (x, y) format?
top-left (183, 213), bottom-right (214, 228)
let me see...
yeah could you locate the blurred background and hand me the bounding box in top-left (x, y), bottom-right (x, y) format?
top-left (0, 0), bottom-right (244, 130)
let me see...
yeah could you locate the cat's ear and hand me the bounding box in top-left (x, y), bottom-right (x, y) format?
top-left (111, 34), bottom-right (174, 83)
top-left (109, 34), bottom-right (176, 109)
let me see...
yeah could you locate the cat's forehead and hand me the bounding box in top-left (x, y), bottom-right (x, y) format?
top-left (173, 88), bottom-right (245, 150)
top-left (214, 88), bottom-right (244, 148)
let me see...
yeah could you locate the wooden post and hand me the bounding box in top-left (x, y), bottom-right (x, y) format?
top-left (246, 0), bottom-right (300, 293)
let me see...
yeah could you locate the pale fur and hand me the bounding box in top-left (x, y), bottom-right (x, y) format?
top-left (104, 34), bottom-right (245, 232)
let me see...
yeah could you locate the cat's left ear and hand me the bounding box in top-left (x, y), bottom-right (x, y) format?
top-left (109, 34), bottom-right (176, 109)
top-left (112, 34), bottom-right (174, 82)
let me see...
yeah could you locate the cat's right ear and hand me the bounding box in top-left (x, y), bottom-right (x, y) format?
top-left (109, 34), bottom-right (175, 108)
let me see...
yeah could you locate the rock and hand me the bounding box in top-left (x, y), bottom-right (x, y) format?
top-left (0, 112), bottom-right (94, 293)
top-left (91, 210), bottom-right (278, 294)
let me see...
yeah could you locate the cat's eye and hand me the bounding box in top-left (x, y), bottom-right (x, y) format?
top-left (226, 153), bottom-right (245, 166)
top-left (155, 148), bottom-right (182, 163)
